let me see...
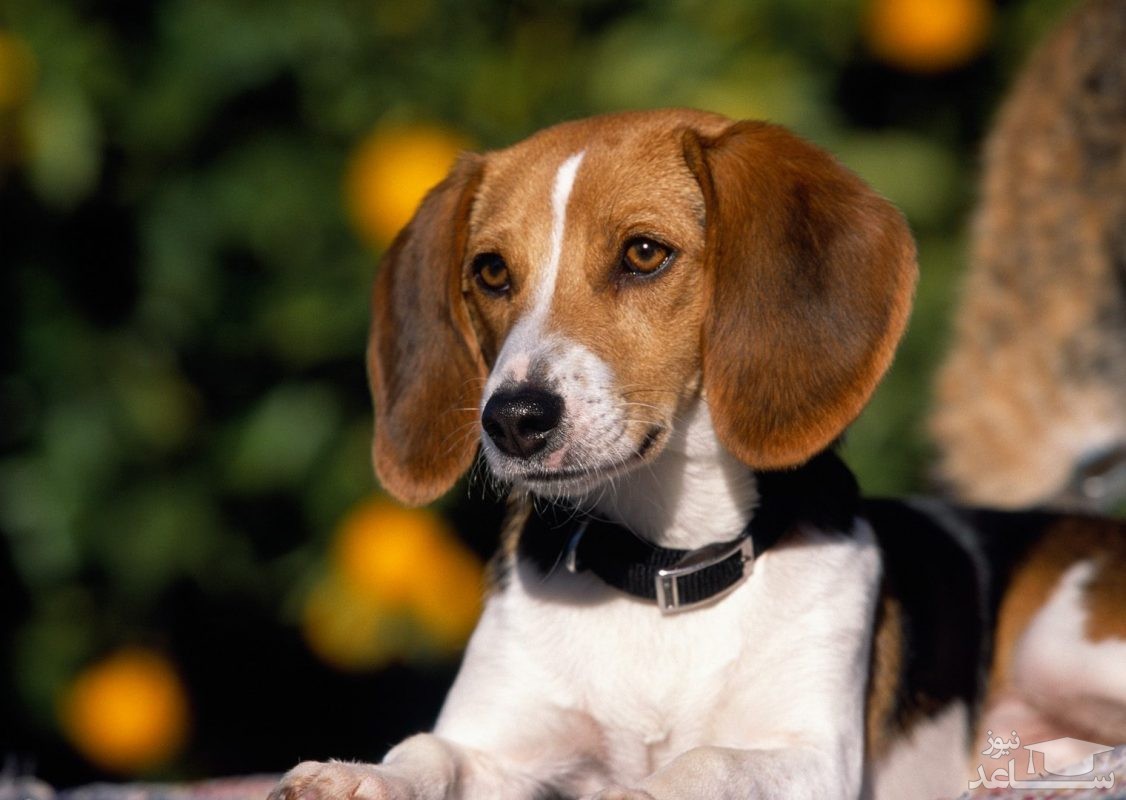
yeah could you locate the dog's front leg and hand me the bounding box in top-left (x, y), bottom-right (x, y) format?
top-left (271, 596), bottom-right (607, 800)
top-left (270, 733), bottom-right (555, 800)
top-left (586, 744), bottom-right (856, 800)
top-left (271, 694), bottom-right (589, 800)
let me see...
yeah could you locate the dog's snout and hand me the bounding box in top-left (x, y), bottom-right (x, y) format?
top-left (482, 387), bottom-right (564, 459)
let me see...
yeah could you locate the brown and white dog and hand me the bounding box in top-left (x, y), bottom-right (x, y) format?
top-left (271, 110), bottom-right (1126, 800)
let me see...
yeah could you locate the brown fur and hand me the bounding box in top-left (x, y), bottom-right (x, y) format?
top-left (931, 0), bottom-right (1126, 509)
top-left (464, 110), bottom-right (728, 473)
top-left (990, 523), bottom-right (1079, 695)
top-left (988, 515), bottom-right (1125, 686)
top-left (685, 122), bottom-right (917, 468)
top-left (369, 110), bottom-right (918, 503)
top-left (369, 155), bottom-right (488, 505)
top-left (864, 596), bottom-right (905, 761)
top-left (1084, 528), bottom-right (1126, 641)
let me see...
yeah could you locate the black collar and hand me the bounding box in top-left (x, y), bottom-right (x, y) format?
top-left (517, 449), bottom-right (860, 613)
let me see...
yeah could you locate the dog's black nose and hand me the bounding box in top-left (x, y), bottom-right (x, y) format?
top-left (481, 387), bottom-right (564, 459)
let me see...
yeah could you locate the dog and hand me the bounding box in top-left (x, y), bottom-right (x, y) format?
top-left (930, 0), bottom-right (1126, 512)
top-left (270, 109), bottom-right (1126, 800)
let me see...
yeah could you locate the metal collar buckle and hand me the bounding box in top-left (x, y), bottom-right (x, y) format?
top-left (655, 536), bottom-right (755, 615)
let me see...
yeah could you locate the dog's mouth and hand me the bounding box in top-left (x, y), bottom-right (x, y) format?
top-left (512, 425), bottom-right (666, 494)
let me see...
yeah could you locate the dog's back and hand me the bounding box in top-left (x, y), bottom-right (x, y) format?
top-left (931, 0), bottom-right (1126, 511)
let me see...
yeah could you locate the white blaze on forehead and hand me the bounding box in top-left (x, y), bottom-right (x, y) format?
top-left (534, 150), bottom-right (585, 315)
top-left (484, 150), bottom-right (585, 397)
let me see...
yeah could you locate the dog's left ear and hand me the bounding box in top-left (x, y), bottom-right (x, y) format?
top-left (683, 121), bottom-right (917, 469)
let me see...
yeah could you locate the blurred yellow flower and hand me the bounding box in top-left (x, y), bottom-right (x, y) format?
top-left (865, 0), bottom-right (992, 73)
top-left (344, 124), bottom-right (471, 249)
top-left (0, 32), bottom-right (37, 111)
top-left (60, 648), bottom-right (189, 774)
top-left (413, 541), bottom-right (485, 653)
top-left (301, 573), bottom-right (400, 671)
top-left (302, 497), bottom-right (484, 669)
top-left (334, 499), bottom-right (454, 603)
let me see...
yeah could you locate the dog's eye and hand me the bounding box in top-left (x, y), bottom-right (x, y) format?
top-left (621, 237), bottom-right (674, 276)
top-left (472, 253), bottom-right (510, 294)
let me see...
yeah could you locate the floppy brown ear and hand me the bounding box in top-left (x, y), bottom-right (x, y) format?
top-left (368, 154), bottom-right (486, 505)
top-left (683, 121), bottom-right (917, 469)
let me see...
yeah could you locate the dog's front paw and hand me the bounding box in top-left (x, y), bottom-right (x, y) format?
top-left (270, 760), bottom-right (413, 800)
top-left (583, 788), bottom-right (657, 800)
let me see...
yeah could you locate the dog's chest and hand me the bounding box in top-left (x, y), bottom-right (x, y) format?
top-left (508, 566), bottom-right (749, 774)
top-left (499, 531), bottom-right (880, 782)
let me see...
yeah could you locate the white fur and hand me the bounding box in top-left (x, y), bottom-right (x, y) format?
top-left (1008, 559), bottom-right (1126, 737)
top-left (868, 701), bottom-right (970, 800)
top-left (541, 151), bottom-right (584, 315)
top-left (424, 519), bottom-right (882, 799)
top-left (585, 399), bottom-right (758, 549)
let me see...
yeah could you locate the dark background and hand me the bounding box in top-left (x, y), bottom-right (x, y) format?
top-left (0, 0), bottom-right (1078, 787)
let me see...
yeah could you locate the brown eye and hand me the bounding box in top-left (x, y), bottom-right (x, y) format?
top-left (621, 237), bottom-right (674, 276)
top-left (472, 253), bottom-right (510, 294)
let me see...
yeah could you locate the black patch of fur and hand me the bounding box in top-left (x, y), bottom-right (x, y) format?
top-left (862, 499), bottom-right (1054, 734)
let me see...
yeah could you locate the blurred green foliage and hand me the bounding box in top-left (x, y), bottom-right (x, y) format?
top-left (0, 0), bottom-right (1079, 784)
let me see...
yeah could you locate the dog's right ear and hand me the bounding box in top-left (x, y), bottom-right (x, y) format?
top-left (368, 154), bottom-right (486, 505)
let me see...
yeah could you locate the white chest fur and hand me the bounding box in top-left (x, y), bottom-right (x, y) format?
top-left (434, 522), bottom-right (882, 793)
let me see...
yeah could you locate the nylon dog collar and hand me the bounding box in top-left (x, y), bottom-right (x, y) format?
top-left (518, 449), bottom-right (860, 614)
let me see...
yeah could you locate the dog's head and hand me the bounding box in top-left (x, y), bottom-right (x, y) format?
top-left (368, 110), bottom-right (917, 505)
